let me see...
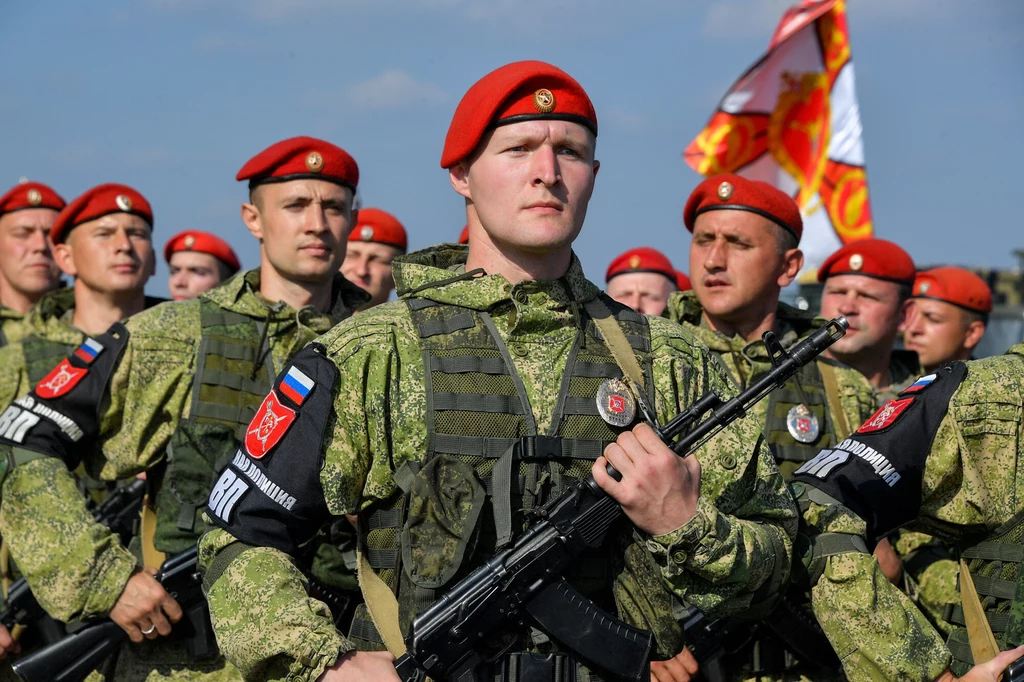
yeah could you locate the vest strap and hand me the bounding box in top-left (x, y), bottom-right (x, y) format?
top-left (431, 434), bottom-right (606, 460)
top-left (430, 355), bottom-right (508, 375)
top-left (959, 558), bottom-right (1001, 665)
top-left (818, 361), bottom-right (851, 439)
top-left (418, 313), bottom-right (476, 338)
top-left (947, 604), bottom-right (1011, 632)
top-left (582, 298), bottom-right (645, 390)
top-left (962, 542), bottom-right (1024, 563)
top-left (357, 546), bottom-right (406, 657)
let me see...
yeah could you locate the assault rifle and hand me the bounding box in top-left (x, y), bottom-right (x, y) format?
top-left (392, 317), bottom-right (849, 682)
top-left (0, 478), bottom-right (146, 636)
top-left (11, 547), bottom-right (206, 682)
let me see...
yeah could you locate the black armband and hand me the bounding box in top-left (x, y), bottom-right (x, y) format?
top-left (0, 324), bottom-right (129, 470)
top-left (206, 344), bottom-right (334, 555)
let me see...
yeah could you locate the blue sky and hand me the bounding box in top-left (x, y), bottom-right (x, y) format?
top-left (2, 0), bottom-right (1022, 297)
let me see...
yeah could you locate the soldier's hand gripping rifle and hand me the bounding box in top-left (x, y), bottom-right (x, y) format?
top-left (0, 477), bottom-right (147, 637)
top-left (10, 547), bottom-right (204, 682)
top-left (393, 317), bottom-right (849, 682)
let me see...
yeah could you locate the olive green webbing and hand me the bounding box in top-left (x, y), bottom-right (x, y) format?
top-left (23, 337), bottom-right (77, 386)
top-left (818, 360), bottom-right (851, 439)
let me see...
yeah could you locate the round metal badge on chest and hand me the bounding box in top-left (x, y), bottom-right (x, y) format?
top-left (786, 404), bottom-right (820, 443)
top-left (596, 378), bottom-right (636, 427)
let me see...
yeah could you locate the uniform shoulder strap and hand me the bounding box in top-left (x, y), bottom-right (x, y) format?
top-left (582, 297), bottom-right (645, 389)
top-left (817, 360), bottom-right (851, 439)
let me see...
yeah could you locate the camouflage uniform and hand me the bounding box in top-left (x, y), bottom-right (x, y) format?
top-left (0, 307), bottom-right (32, 350)
top-left (795, 343), bottom-right (1024, 680)
top-left (198, 246), bottom-right (799, 682)
top-left (666, 290), bottom-right (875, 680)
top-left (0, 269), bottom-right (367, 682)
top-left (873, 349), bottom-right (922, 407)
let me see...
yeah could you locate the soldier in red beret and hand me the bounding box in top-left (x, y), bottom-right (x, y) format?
top-left (605, 246), bottom-right (678, 315)
top-left (0, 137), bottom-right (371, 681)
top-left (0, 181), bottom-right (65, 347)
top-left (665, 174), bottom-right (875, 680)
top-left (165, 229), bottom-right (242, 301)
top-left (200, 61), bottom-right (796, 682)
top-left (341, 207), bottom-right (407, 309)
top-left (904, 266), bottom-right (992, 371)
top-left (817, 238), bottom-right (921, 404)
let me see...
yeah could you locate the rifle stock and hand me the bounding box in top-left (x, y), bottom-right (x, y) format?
top-left (393, 319), bottom-right (848, 681)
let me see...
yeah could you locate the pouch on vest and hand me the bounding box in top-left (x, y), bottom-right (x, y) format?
top-left (401, 455), bottom-right (486, 590)
top-left (155, 422), bottom-right (238, 554)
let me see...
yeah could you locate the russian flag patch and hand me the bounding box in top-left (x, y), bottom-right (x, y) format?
top-left (901, 374), bottom-right (937, 395)
top-left (279, 366), bottom-right (314, 405)
top-left (73, 338), bottom-right (104, 364)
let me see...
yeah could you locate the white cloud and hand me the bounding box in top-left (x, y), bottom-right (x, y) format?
top-left (311, 69), bottom-right (448, 113)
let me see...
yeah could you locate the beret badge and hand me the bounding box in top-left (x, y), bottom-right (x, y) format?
top-left (360, 226), bottom-right (374, 241)
top-left (115, 194), bottom-right (133, 212)
top-left (305, 151), bottom-right (324, 173)
top-left (184, 235), bottom-right (196, 249)
top-left (628, 255), bottom-right (642, 269)
top-left (919, 282), bottom-right (930, 294)
top-left (26, 189), bottom-right (42, 206)
top-left (533, 88), bottom-right (556, 114)
top-left (717, 181), bottom-right (734, 200)
top-left (848, 254), bottom-right (863, 271)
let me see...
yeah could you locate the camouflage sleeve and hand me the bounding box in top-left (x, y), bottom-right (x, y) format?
top-left (0, 457), bottom-right (136, 620)
top-left (831, 362), bottom-right (877, 439)
top-left (199, 526), bottom-right (352, 682)
top-left (96, 301), bottom-right (198, 479)
top-left (201, 307), bottom-right (416, 681)
top-left (643, 318), bottom-right (798, 619)
top-left (0, 343), bottom-right (29, 409)
top-left (804, 500), bottom-right (951, 681)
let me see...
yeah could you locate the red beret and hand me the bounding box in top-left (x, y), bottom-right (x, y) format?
top-left (817, 238), bottom-right (915, 284)
top-left (164, 230), bottom-right (241, 274)
top-left (237, 136), bottom-right (359, 191)
top-left (441, 60), bottom-right (597, 169)
top-left (51, 183), bottom-right (153, 244)
top-left (606, 247), bottom-right (676, 284)
top-left (458, 225), bottom-right (470, 245)
top-left (912, 267), bottom-right (992, 314)
top-left (684, 174), bottom-right (803, 241)
top-left (675, 270), bottom-right (692, 292)
top-left (349, 207), bottom-right (407, 251)
top-left (0, 181), bottom-right (65, 216)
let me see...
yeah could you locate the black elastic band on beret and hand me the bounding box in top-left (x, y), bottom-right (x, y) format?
top-left (909, 294), bottom-right (988, 315)
top-left (823, 270), bottom-right (915, 286)
top-left (247, 174), bottom-right (356, 192)
top-left (58, 209), bottom-right (154, 244)
top-left (694, 204), bottom-right (799, 240)
top-left (607, 268), bottom-right (676, 284)
top-left (490, 113), bottom-right (598, 137)
top-left (0, 205), bottom-right (63, 218)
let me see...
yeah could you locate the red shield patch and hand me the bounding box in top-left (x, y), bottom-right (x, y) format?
top-left (608, 395), bottom-right (626, 414)
top-left (244, 390), bottom-right (296, 459)
top-left (857, 397), bottom-right (914, 435)
top-left (35, 359), bottom-right (88, 399)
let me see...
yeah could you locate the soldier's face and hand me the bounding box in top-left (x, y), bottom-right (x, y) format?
top-left (451, 120), bottom-right (598, 254)
top-left (689, 211), bottom-right (801, 323)
top-left (0, 208), bottom-right (61, 299)
top-left (820, 274), bottom-right (906, 356)
top-left (903, 298), bottom-right (984, 371)
top-left (168, 251), bottom-right (227, 301)
top-left (55, 213), bottom-right (156, 295)
top-left (341, 241), bottom-right (399, 308)
top-left (245, 180), bottom-right (354, 284)
top-left (606, 272), bottom-right (676, 316)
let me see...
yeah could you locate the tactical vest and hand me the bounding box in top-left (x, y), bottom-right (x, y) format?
top-left (762, 359), bottom-right (840, 473)
top-left (151, 301), bottom-right (275, 554)
top-left (945, 512), bottom-right (1024, 675)
top-left (350, 296), bottom-right (684, 665)
top-left (23, 335), bottom-right (79, 386)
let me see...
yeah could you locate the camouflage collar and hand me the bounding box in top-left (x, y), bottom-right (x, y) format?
top-left (392, 244), bottom-right (599, 312)
top-left (0, 305), bottom-right (24, 321)
top-left (200, 268), bottom-right (369, 330)
top-left (666, 289), bottom-right (823, 358)
top-left (23, 287), bottom-right (81, 345)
